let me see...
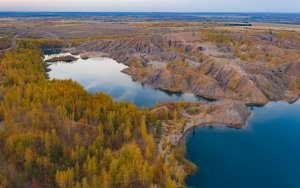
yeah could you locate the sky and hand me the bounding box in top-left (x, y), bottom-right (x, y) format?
top-left (0, 0), bottom-right (300, 12)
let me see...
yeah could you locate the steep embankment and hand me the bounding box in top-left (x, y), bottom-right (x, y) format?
top-left (77, 33), bottom-right (300, 105)
top-left (152, 100), bottom-right (252, 148)
top-left (78, 35), bottom-right (190, 65)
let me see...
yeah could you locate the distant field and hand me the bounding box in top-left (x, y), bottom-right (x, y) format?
top-left (0, 12), bottom-right (299, 25)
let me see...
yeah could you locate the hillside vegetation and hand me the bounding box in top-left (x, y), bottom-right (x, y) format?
top-left (0, 42), bottom-right (188, 187)
top-left (0, 34), bottom-right (12, 51)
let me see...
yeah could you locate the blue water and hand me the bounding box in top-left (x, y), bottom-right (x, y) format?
top-left (186, 100), bottom-right (300, 188)
top-left (46, 53), bottom-right (209, 107)
top-left (46, 52), bottom-right (300, 187)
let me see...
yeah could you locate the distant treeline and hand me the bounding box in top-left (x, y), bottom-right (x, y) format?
top-left (224, 23), bottom-right (252, 27)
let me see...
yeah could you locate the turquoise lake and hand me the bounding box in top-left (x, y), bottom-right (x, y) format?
top-left (186, 100), bottom-right (300, 188)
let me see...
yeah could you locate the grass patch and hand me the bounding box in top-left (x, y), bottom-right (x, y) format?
top-left (186, 107), bottom-right (200, 115)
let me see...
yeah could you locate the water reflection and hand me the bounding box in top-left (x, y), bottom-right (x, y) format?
top-left (46, 53), bottom-right (211, 107)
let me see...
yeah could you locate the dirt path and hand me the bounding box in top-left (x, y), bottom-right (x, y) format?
top-left (32, 28), bottom-right (59, 40)
top-left (2, 32), bottom-right (25, 52)
top-left (0, 30), bottom-right (58, 54)
top-left (44, 31), bottom-right (59, 40)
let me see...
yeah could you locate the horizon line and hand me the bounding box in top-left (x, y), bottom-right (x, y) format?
top-left (0, 11), bottom-right (300, 14)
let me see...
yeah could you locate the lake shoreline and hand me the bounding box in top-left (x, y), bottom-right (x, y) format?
top-left (60, 48), bottom-right (300, 109)
top-left (43, 50), bottom-right (300, 147)
top-left (43, 51), bottom-right (215, 107)
top-left (185, 99), bottom-right (300, 187)
top-left (40, 42), bottom-right (300, 187)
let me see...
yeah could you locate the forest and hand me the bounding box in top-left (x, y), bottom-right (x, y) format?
top-left (0, 42), bottom-right (189, 187)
